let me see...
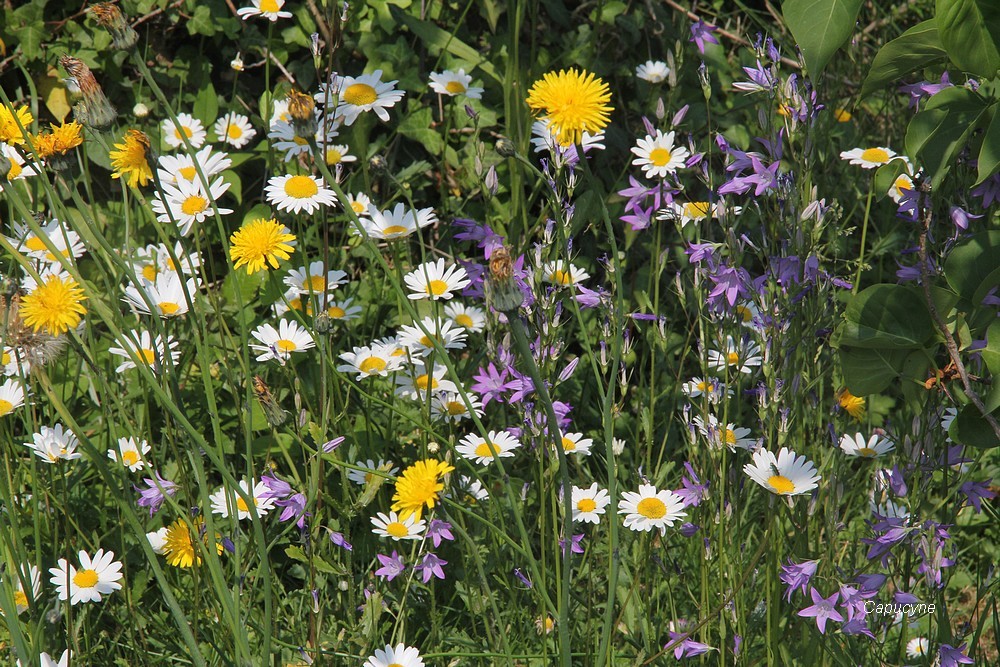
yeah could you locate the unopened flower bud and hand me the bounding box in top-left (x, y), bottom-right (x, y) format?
top-left (287, 90), bottom-right (317, 139)
top-left (59, 56), bottom-right (117, 131)
top-left (368, 154), bottom-right (386, 174)
top-left (495, 137), bottom-right (516, 157)
top-left (698, 62), bottom-right (711, 101)
top-left (90, 2), bottom-right (138, 51)
top-left (485, 245), bottom-right (524, 312)
top-left (655, 98), bottom-right (665, 120)
top-left (231, 53), bottom-right (245, 72)
top-left (133, 102), bottom-right (149, 118)
top-left (484, 164), bottom-right (498, 196)
top-left (313, 311), bottom-right (332, 333)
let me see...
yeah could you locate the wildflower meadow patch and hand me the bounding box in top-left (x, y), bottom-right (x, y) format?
top-left (2, 0), bottom-right (1000, 665)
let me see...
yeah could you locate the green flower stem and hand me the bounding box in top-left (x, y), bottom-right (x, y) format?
top-left (852, 173), bottom-right (875, 294)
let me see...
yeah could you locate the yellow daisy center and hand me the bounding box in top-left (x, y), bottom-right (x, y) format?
top-left (446, 401), bottom-right (466, 415)
top-left (455, 313), bottom-right (474, 328)
top-left (141, 264), bottom-right (159, 281)
top-left (328, 306), bottom-right (346, 318)
top-left (260, 0), bottom-right (280, 11)
top-left (293, 136), bottom-right (309, 145)
top-left (306, 275), bottom-right (326, 292)
top-left (894, 176), bottom-right (912, 197)
top-left (725, 429), bottom-right (736, 445)
top-left (141, 348), bottom-right (157, 365)
top-left (386, 521), bottom-right (409, 538)
top-left (683, 201), bottom-right (711, 219)
top-left (14, 590), bottom-right (28, 608)
top-left (857, 447), bottom-right (876, 457)
top-left (325, 148), bottom-right (343, 164)
top-left (550, 269), bottom-right (572, 285)
top-left (284, 175), bottom-right (319, 199)
top-left (861, 148), bottom-right (890, 163)
top-left (227, 124), bottom-right (244, 139)
top-left (343, 83), bottom-right (378, 106)
top-left (577, 497), bottom-right (597, 512)
top-left (426, 279), bottom-right (449, 296)
top-left (735, 305), bottom-right (753, 322)
top-left (648, 147), bottom-right (673, 167)
top-left (474, 441), bottom-right (498, 458)
top-left (159, 301), bottom-right (181, 315)
top-left (359, 356), bottom-right (387, 374)
top-left (122, 450), bottom-right (139, 466)
top-left (561, 436), bottom-right (576, 451)
top-left (73, 569), bottom-right (99, 588)
top-left (636, 497), bottom-right (666, 519)
top-left (351, 201), bottom-right (366, 214)
top-left (179, 166), bottom-right (197, 181)
top-left (727, 351), bottom-right (739, 365)
top-left (276, 339), bottom-right (297, 353)
top-left (236, 497), bottom-right (252, 512)
top-left (415, 374), bottom-right (438, 391)
top-left (382, 225), bottom-right (408, 236)
top-left (7, 160), bottom-right (23, 180)
top-left (696, 381), bottom-right (709, 392)
top-left (174, 126), bottom-right (193, 141)
top-left (768, 475), bottom-right (795, 494)
top-left (0, 399), bottom-right (13, 416)
top-left (181, 194), bottom-right (208, 216)
top-left (445, 81), bottom-right (466, 94)
top-left (24, 237), bottom-right (47, 252)
top-left (1, 351), bottom-right (9, 364)
top-left (834, 108), bottom-right (852, 122)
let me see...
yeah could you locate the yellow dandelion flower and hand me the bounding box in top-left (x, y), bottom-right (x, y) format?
top-left (19, 274), bottom-right (87, 335)
top-left (526, 69), bottom-right (613, 147)
top-left (229, 217), bottom-right (296, 275)
top-left (837, 387), bottom-right (865, 421)
top-left (390, 459), bottom-right (455, 520)
top-left (109, 129), bottom-right (153, 187)
top-left (0, 105), bottom-right (33, 145)
top-left (35, 121), bottom-right (84, 158)
top-left (162, 518), bottom-right (223, 568)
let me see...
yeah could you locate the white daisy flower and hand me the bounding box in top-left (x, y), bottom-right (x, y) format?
top-left (656, 200), bottom-right (741, 226)
top-left (692, 414), bottom-right (756, 451)
top-left (156, 145), bottom-right (232, 187)
top-left (250, 320), bottom-right (315, 363)
top-left (0, 378), bottom-right (27, 417)
top-left (394, 362), bottom-right (459, 400)
top-left (265, 174), bottom-right (338, 214)
top-left (839, 432), bottom-right (895, 458)
top-left (557, 432), bottom-right (594, 456)
top-left (48, 548), bottom-right (124, 605)
top-left (12, 563), bottom-right (40, 613)
top-left (743, 447), bottom-right (820, 496)
top-left (338, 344), bottom-right (406, 380)
top-left (635, 60), bottom-right (670, 83)
top-left (431, 391), bottom-right (484, 423)
top-left (130, 241), bottom-right (202, 281)
top-left (906, 637), bottom-right (929, 659)
top-left (403, 258), bottom-right (470, 301)
top-left (345, 192), bottom-right (372, 218)
top-left (397, 317), bottom-right (468, 357)
top-left (428, 69), bottom-right (484, 99)
top-left (631, 129), bottom-right (690, 179)
top-left (269, 99), bottom-right (291, 128)
top-left (707, 335), bottom-right (762, 375)
top-left (363, 644), bottom-right (424, 667)
top-left (941, 406), bottom-right (958, 442)
top-left (108, 330), bottom-right (180, 374)
top-left (541, 260), bottom-right (590, 287)
top-left (2, 142), bottom-right (40, 181)
top-left (7, 219), bottom-right (85, 264)
top-left (681, 376), bottom-right (731, 403)
top-left (150, 176), bottom-right (233, 235)
top-left (618, 484), bottom-right (687, 535)
top-left (322, 143), bottom-right (356, 167)
top-left (443, 302), bottom-right (486, 333)
top-left (333, 70), bottom-right (405, 125)
top-left (839, 146), bottom-right (897, 169)
top-left (887, 172), bottom-right (915, 203)
top-left (361, 202), bottom-right (437, 240)
top-left (453, 475), bottom-right (489, 502)
top-left (122, 272), bottom-right (198, 318)
top-left (283, 260), bottom-right (348, 295)
top-left (161, 113), bottom-right (207, 150)
top-left (456, 430), bottom-right (522, 465)
top-left (21, 651), bottom-right (71, 667)
top-left (107, 436), bottom-right (151, 472)
top-left (346, 459), bottom-right (398, 486)
top-left (268, 113), bottom-right (339, 162)
top-left (1, 346), bottom-right (31, 377)
top-left (322, 297), bottom-right (362, 321)
top-left (236, 0), bottom-right (292, 21)
top-left (732, 301), bottom-right (761, 329)
top-left (371, 510), bottom-right (426, 541)
top-left (24, 423), bottom-right (82, 463)
top-left (147, 527), bottom-right (169, 554)
top-left (213, 112), bottom-right (257, 148)
top-left (570, 483), bottom-right (611, 524)
top-left (210, 479), bottom-right (275, 520)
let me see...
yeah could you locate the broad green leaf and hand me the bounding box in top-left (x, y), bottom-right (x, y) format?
top-left (187, 5), bottom-right (217, 36)
top-left (937, 0), bottom-right (1000, 78)
top-left (390, 6), bottom-right (501, 84)
top-left (943, 230), bottom-right (1000, 302)
top-left (873, 159), bottom-right (909, 202)
top-left (904, 86), bottom-right (988, 186)
top-left (782, 0), bottom-right (864, 77)
top-left (949, 404), bottom-right (1000, 448)
top-left (193, 81), bottom-right (218, 127)
top-left (397, 107), bottom-right (444, 156)
top-left (839, 346), bottom-right (910, 395)
top-left (861, 20), bottom-right (947, 98)
top-left (976, 105), bottom-right (1000, 184)
top-left (983, 318), bottom-right (1000, 377)
top-left (839, 284), bottom-right (934, 349)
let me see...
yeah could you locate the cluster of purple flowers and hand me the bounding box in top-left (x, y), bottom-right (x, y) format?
top-left (374, 519), bottom-right (454, 583)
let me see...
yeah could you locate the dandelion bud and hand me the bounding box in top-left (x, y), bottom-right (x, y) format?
top-left (313, 311), bottom-right (332, 333)
top-left (368, 154), bottom-right (386, 174)
top-left (287, 90), bottom-right (318, 139)
top-left (495, 137), bottom-right (516, 157)
top-left (252, 375), bottom-right (288, 427)
top-left (90, 2), bottom-right (138, 51)
top-left (59, 56), bottom-right (116, 131)
top-left (230, 53), bottom-right (245, 72)
top-left (485, 245), bottom-right (523, 313)
top-left (133, 102), bottom-right (149, 118)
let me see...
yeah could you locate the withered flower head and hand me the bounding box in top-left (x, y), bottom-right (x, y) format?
top-left (252, 375), bottom-right (287, 426)
top-left (485, 245), bottom-right (524, 313)
top-left (287, 89), bottom-right (317, 140)
top-left (59, 56), bottom-right (117, 131)
top-left (89, 2), bottom-right (138, 51)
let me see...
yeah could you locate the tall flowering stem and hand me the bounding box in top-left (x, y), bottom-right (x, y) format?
top-left (853, 173), bottom-right (876, 294)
